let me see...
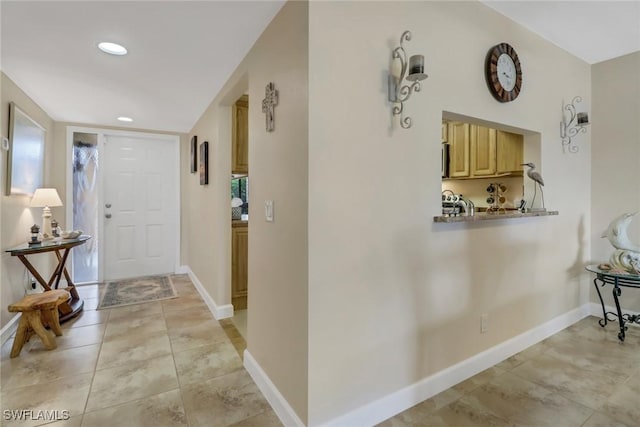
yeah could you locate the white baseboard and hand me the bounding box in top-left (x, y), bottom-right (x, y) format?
top-left (318, 303), bottom-right (591, 427)
top-left (181, 265), bottom-right (234, 320)
top-left (244, 350), bottom-right (306, 427)
top-left (1, 313), bottom-right (20, 345)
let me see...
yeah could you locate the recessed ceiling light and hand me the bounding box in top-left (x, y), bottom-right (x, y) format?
top-left (98, 42), bottom-right (128, 56)
top-left (117, 116), bottom-right (133, 122)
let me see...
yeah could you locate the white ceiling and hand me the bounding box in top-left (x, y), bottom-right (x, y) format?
top-left (1, 1), bottom-right (285, 133)
top-left (1, 1), bottom-right (638, 134)
top-left (481, 0), bottom-right (640, 64)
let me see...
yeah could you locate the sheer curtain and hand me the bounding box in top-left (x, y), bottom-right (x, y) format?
top-left (72, 139), bottom-right (99, 283)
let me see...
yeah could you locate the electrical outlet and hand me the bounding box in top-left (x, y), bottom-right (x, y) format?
top-left (26, 282), bottom-right (40, 295)
top-left (481, 314), bottom-right (488, 333)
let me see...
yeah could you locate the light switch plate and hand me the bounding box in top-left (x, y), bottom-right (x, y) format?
top-left (265, 200), bottom-right (274, 222)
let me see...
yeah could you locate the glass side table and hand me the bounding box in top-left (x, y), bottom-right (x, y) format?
top-left (585, 264), bottom-right (640, 342)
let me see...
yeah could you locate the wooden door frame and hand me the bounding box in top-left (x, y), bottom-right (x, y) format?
top-left (65, 126), bottom-right (181, 283)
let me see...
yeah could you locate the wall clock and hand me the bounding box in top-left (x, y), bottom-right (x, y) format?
top-left (485, 42), bottom-right (522, 102)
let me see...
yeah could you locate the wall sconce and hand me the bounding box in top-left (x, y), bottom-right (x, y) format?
top-left (388, 31), bottom-right (428, 129)
top-left (561, 96), bottom-right (590, 153)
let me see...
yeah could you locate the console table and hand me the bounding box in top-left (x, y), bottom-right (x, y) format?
top-left (586, 264), bottom-right (640, 342)
top-left (6, 236), bottom-right (90, 322)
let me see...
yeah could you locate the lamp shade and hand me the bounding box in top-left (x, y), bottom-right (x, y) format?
top-left (30, 188), bottom-right (63, 208)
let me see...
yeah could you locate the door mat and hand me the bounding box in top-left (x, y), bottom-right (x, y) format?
top-left (98, 275), bottom-right (177, 309)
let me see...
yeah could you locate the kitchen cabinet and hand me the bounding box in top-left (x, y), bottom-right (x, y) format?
top-left (448, 122), bottom-right (470, 178)
top-left (232, 95), bottom-right (249, 174)
top-left (441, 121), bottom-right (448, 142)
top-left (496, 130), bottom-right (524, 174)
top-left (232, 222), bottom-right (248, 310)
top-left (444, 121), bottom-right (523, 179)
top-left (470, 125), bottom-right (497, 176)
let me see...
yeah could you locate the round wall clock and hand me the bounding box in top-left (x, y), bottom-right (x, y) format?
top-left (485, 42), bottom-right (522, 102)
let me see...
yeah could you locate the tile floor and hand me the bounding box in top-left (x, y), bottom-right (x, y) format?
top-left (378, 317), bottom-right (640, 427)
top-left (2, 274), bottom-right (639, 427)
top-left (0, 274), bottom-right (282, 427)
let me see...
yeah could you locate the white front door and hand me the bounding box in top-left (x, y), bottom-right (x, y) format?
top-left (103, 134), bottom-right (178, 280)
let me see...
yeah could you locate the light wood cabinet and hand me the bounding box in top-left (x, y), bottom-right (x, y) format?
top-left (470, 125), bottom-right (497, 176)
top-left (444, 121), bottom-right (523, 179)
top-left (448, 122), bottom-right (470, 178)
top-left (231, 95), bottom-right (249, 308)
top-left (232, 222), bottom-right (248, 310)
top-left (232, 95), bottom-right (249, 174)
top-left (441, 121), bottom-right (448, 142)
top-left (496, 130), bottom-right (524, 174)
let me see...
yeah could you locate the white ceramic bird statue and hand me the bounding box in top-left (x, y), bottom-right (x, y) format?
top-left (602, 212), bottom-right (640, 273)
top-left (602, 212), bottom-right (640, 252)
top-left (521, 162), bottom-right (545, 209)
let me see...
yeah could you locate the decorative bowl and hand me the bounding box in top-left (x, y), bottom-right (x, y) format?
top-left (62, 230), bottom-right (82, 239)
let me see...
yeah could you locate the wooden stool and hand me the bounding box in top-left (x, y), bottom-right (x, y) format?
top-left (8, 290), bottom-right (70, 358)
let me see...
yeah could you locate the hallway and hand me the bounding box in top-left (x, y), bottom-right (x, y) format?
top-left (2, 274), bottom-right (639, 426)
top-left (0, 275), bottom-right (281, 427)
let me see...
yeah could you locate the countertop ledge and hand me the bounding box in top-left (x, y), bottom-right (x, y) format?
top-left (434, 210), bottom-right (559, 223)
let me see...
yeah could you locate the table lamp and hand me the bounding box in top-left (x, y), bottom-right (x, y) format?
top-left (30, 188), bottom-right (63, 240)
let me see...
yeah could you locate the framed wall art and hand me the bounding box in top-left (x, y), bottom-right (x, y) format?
top-left (199, 141), bottom-right (209, 185)
top-left (190, 135), bottom-right (198, 173)
top-left (6, 102), bottom-right (45, 196)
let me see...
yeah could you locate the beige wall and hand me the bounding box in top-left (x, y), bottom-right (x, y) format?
top-left (183, 102), bottom-right (235, 306)
top-left (1, 72), bottom-right (56, 328)
top-left (308, 1), bottom-right (591, 424)
top-left (181, 1), bottom-right (308, 422)
top-left (181, 50), bottom-right (248, 312)
top-left (591, 52), bottom-right (640, 309)
top-left (247, 2), bottom-right (309, 422)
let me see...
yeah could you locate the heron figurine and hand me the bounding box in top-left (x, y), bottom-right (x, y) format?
top-left (521, 162), bottom-right (545, 210)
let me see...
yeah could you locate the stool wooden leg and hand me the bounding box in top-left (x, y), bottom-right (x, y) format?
top-left (25, 311), bottom-right (57, 351)
top-left (46, 308), bottom-right (63, 336)
top-left (10, 316), bottom-right (31, 358)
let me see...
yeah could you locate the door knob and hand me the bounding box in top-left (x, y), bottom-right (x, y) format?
top-left (105, 213), bottom-right (112, 219)
top-left (105, 203), bottom-right (112, 208)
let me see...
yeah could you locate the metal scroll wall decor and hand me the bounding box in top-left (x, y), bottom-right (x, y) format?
top-left (560, 96), bottom-right (590, 153)
top-left (262, 82), bottom-right (279, 132)
top-left (388, 31), bottom-right (428, 129)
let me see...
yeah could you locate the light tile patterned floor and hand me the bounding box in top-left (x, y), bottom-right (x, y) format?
top-left (2, 275), bottom-right (640, 427)
top-left (378, 318), bottom-right (640, 427)
top-left (0, 274), bottom-right (282, 427)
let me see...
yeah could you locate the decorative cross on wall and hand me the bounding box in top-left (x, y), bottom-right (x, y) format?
top-left (261, 82), bottom-right (278, 132)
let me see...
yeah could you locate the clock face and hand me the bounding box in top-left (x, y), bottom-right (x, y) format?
top-left (485, 43), bottom-right (522, 102)
top-left (497, 53), bottom-right (516, 91)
